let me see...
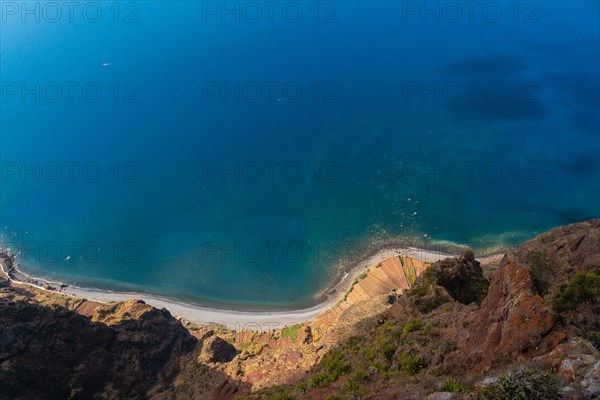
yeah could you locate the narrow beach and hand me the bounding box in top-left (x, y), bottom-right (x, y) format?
top-left (0, 246), bottom-right (503, 330)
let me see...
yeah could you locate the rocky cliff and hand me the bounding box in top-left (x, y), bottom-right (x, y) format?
top-left (0, 287), bottom-right (196, 399)
top-left (1, 220), bottom-right (598, 400)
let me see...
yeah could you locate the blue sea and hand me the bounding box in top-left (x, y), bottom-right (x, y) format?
top-left (1, 1), bottom-right (598, 309)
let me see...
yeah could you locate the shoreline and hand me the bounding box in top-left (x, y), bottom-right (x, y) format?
top-left (0, 246), bottom-right (505, 330)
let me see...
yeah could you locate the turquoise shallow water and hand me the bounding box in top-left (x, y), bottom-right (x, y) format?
top-left (1, 1), bottom-right (599, 309)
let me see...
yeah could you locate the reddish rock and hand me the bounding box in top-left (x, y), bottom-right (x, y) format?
top-left (243, 371), bottom-right (266, 385)
top-left (537, 338), bottom-right (599, 382)
top-left (212, 380), bottom-right (239, 400)
top-left (460, 260), bottom-right (554, 372)
top-left (514, 219), bottom-right (600, 292)
top-left (279, 351), bottom-right (303, 364)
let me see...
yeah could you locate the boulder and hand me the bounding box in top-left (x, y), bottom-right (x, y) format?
top-left (199, 336), bottom-right (238, 364)
top-left (435, 249), bottom-right (489, 305)
top-left (581, 361), bottom-right (600, 399)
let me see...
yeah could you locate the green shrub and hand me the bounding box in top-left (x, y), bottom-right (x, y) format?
top-left (408, 270), bottom-right (452, 313)
top-left (468, 278), bottom-right (490, 305)
top-left (402, 259), bottom-right (417, 286)
top-left (281, 324), bottom-right (303, 341)
top-left (382, 321), bottom-right (395, 332)
top-left (311, 373), bottom-right (331, 388)
top-left (361, 344), bottom-right (376, 361)
top-left (397, 352), bottom-right (425, 375)
top-left (528, 251), bottom-right (554, 296)
top-left (477, 370), bottom-right (560, 399)
top-left (423, 321), bottom-right (436, 335)
top-left (358, 271), bottom-right (367, 279)
top-left (552, 269), bottom-right (600, 313)
top-left (442, 378), bottom-right (464, 392)
top-left (346, 336), bottom-right (361, 354)
top-left (295, 381), bottom-right (307, 392)
top-left (311, 351), bottom-right (352, 387)
top-left (408, 268), bottom-right (436, 297)
top-left (381, 342), bottom-right (396, 361)
top-left (408, 284), bottom-right (428, 298)
top-left (442, 340), bottom-right (457, 353)
top-left (257, 390), bottom-right (296, 400)
top-left (354, 369), bottom-right (368, 380)
top-left (239, 341), bottom-right (264, 355)
top-left (342, 369), bottom-right (368, 393)
top-left (402, 319), bottom-right (422, 336)
top-left (342, 379), bottom-right (358, 392)
top-left (371, 361), bottom-right (390, 376)
top-left (324, 351), bottom-right (351, 374)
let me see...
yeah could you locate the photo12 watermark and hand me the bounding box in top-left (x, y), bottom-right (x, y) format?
top-left (400, 81), bottom-right (540, 104)
top-left (1, 1), bottom-right (140, 24)
top-left (200, 1), bottom-right (340, 24)
top-left (1, 161), bottom-right (141, 184)
top-left (199, 161), bottom-right (338, 184)
top-left (392, 161), bottom-right (541, 185)
top-left (1, 241), bottom-right (140, 264)
top-left (400, 1), bottom-right (540, 24)
top-left (1, 81), bottom-right (140, 104)
top-left (199, 240), bottom-right (340, 266)
top-left (200, 81), bottom-right (340, 104)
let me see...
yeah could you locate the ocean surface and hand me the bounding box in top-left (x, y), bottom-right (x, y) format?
top-left (1, 1), bottom-right (599, 309)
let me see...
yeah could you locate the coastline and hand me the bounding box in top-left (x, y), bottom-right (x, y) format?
top-left (0, 246), bottom-right (505, 330)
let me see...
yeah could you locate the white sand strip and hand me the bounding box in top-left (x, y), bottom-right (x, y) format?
top-left (2, 247), bottom-right (501, 330)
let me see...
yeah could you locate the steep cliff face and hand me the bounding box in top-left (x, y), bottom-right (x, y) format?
top-left (0, 286), bottom-right (198, 400)
top-left (401, 220), bottom-right (599, 380)
top-left (450, 258), bottom-right (556, 373)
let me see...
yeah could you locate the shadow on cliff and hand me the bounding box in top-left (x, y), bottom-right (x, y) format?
top-left (0, 284), bottom-right (251, 400)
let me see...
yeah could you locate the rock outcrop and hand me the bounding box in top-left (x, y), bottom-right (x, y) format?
top-left (198, 336), bottom-right (239, 364)
top-left (434, 249), bottom-right (489, 305)
top-left (462, 258), bottom-right (555, 372)
top-left (0, 288), bottom-right (197, 400)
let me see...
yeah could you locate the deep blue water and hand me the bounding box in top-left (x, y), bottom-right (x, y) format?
top-left (1, 1), bottom-right (599, 309)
